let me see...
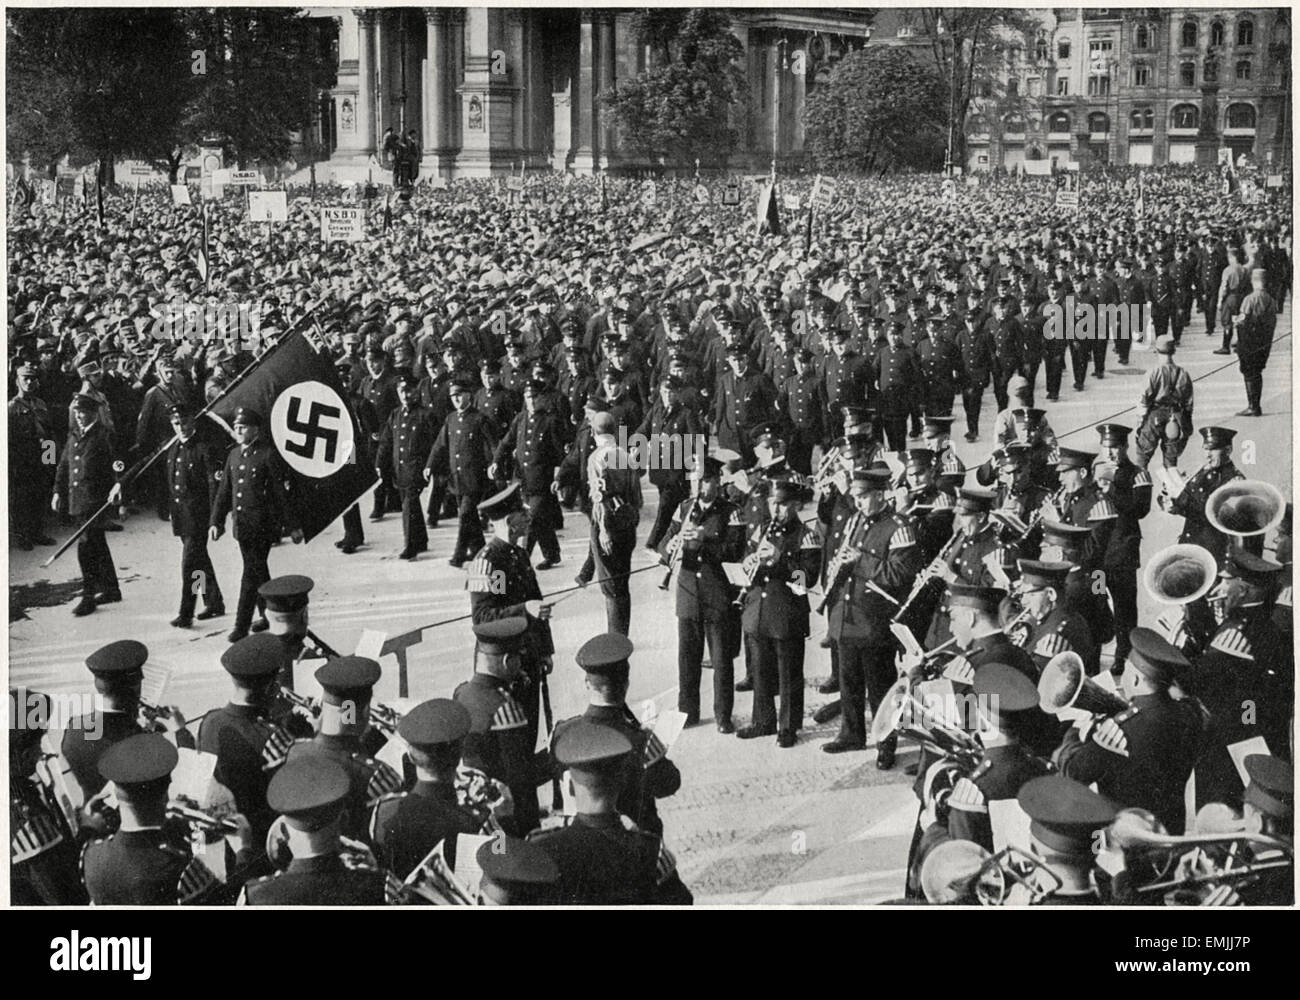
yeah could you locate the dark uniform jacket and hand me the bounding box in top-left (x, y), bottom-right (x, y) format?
top-left (827, 509), bottom-right (922, 645)
top-left (454, 674), bottom-right (537, 837)
top-left (1168, 460), bottom-right (1245, 564)
top-left (165, 431), bottom-right (226, 538)
top-left (1183, 609), bottom-right (1291, 809)
top-left (8, 394), bottom-right (49, 473)
top-left (1101, 461), bottom-right (1151, 568)
top-left (82, 827), bottom-right (223, 905)
top-left (368, 780), bottom-right (483, 879)
top-left (61, 711), bottom-right (145, 799)
top-left (377, 402), bottom-right (438, 490)
top-left (55, 420), bottom-right (116, 517)
top-left (285, 734), bottom-right (402, 840)
top-left (528, 812), bottom-right (659, 906)
top-left (467, 536), bottom-right (555, 660)
top-left (741, 513), bottom-right (821, 640)
top-left (657, 495), bottom-right (745, 623)
top-left (1057, 691), bottom-right (1204, 835)
top-left (551, 702), bottom-right (681, 837)
top-left (197, 703), bottom-right (293, 844)
top-left (874, 344), bottom-right (922, 416)
top-left (635, 401), bottom-right (703, 489)
top-left (1022, 604), bottom-right (1098, 676)
top-left (426, 406), bottom-right (498, 496)
top-left (711, 368), bottom-right (777, 453)
top-left (475, 385), bottom-right (519, 432)
top-left (918, 743), bottom-right (1051, 860)
top-left (778, 369), bottom-right (825, 439)
top-left (210, 437), bottom-right (294, 542)
top-left (241, 853), bottom-right (389, 906)
top-left (495, 404), bottom-right (568, 494)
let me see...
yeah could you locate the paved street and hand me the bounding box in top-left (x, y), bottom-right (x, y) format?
top-left (8, 306), bottom-right (1290, 904)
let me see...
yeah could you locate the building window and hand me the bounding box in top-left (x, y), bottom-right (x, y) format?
top-left (1129, 107), bottom-right (1154, 130)
top-left (1006, 78), bottom-right (1019, 96)
top-left (1181, 20), bottom-right (1197, 48)
top-left (1036, 36), bottom-right (1048, 62)
top-left (1058, 39), bottom-right (1071, 60)
top-left (1227, 103), bottom-right (1257, 129)
top-left (1180, 61), bottom-right (1196, 86)
top-left (1171, 104), bottom-right (1200, 129)
top-left (1088, 112), bottom-right (1111, 134)
top-left (1056, 77), bottom-right (1069, 96)
top-left (1204, 58), bottom-right (1218, 83)
top-left (1089, 39), bottom-right (1114, 55)
top-left (1026, 77), bottom-right (1040, 97)
top-left (1210, 21), bottom-right (1224, 47)
top-left (1133, 64), bottom-right (1151, 86)
top-left (1136, 25), bottom-right (1150, 49)
top-left (1237, 18), bottom-right (1254, 46)
top-left (1048, 111), bottom-right (1072, 133)
top-left (1087, 74), bottom-right (1111, 97)
top-left (1004, 113), bottom-right (1027, 134)
top-left (967, 114), bottom-right (990, 136)
top-left (1236, 60), bottom-right (1251, 81)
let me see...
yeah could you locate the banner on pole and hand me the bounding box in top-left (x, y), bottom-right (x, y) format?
top-left (248, 190), bottom-right (289, 222)
top-left (320, 206), bottom-right (365, 243)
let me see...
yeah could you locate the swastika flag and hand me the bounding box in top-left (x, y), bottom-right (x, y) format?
top-left (207, 330), bottom-right (377, 542)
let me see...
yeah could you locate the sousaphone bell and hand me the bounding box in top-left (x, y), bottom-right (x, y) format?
top-left (1206, 479), bottom-right (1287, 540)
top-left (1037, 651), bottom-right (1129, 718)
top-left (1142, 543), bottom-right (1218, 606)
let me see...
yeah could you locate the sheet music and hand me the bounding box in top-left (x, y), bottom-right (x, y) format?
top-left (890, 623), bottom-right (924, 660)
top-left (374, 733), bottom-right (408, 775)
top-left (1226, 736), bottom-right (1272, 787)
top-left (170, 747), bottom-right (220, 807)
top-left (354, 629), bottom-right (387, 660)
top-left (451, 833), bottom-right (495, 898)
top-left (990, 799), bottom-right (1033, 853)
top-left (722, 562), bottom-right (749, 588)
top-left (140, 662), bottom-right (174, 708)
top-left (652, 710), bottom-right (688, 751)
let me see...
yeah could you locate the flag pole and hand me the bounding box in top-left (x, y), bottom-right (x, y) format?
top-left (42, 294), bottom-right (334, 568)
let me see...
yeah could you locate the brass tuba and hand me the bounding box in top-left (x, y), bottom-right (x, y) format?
top-left (870, 675), bottom-right (983, 769)
top-left (1206, 479), bottom-right (1287, 540)
top-left (1142, 544), bottom-right (1218, 605)
top-left (1037, 651), bottom-right (1129, 718)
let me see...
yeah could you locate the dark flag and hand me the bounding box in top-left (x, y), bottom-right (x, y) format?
top-left (197, 202), bottom-right (210, 288)
top-left (12, 177), bottom-right (34, 219)
top-left (756, 181), bottom-right (781, 236)
top-left (383, 191), bottom-right (392, 231)
top-left (206, 330), bottom-right (378, 542)
top-left (96, 161), bottom-right (105, 228)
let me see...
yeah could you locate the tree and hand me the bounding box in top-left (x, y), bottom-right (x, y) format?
top-left (909, 7), bottom-right (1042, 168)
top-left (803, 47), bottom-right (946, 173)
top-left (6, 8), bottom-right (196, 180)
top-left (602, 9), bottom-right (748, 168)
top-left (184, 7), bottom-right (335, 169)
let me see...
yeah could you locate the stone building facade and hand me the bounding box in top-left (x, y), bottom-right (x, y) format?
top-left (304, 6), bottom-right (872, 179)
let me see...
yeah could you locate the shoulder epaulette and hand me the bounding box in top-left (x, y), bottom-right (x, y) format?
top-left (947, 776), bottom-right (989, 814)
top-left (177, 857), bottom-right (221, 904)
top-left (890, 522), bottom-right (917, 549)
top-left (643, 731), bottom-right (669, 767)
top-left (261, 723), bottom-right (294, 771)
top-left (1088, 498), bottom-right (1118, 521)
top-left (1209, 625), bottom-right (1254, 660)
top-left (490, 692), bottom-right (528, 732)
top-left (1034, 632), bottom-right (1069, 659)
top-left (1133, 470), bottom-right (1152, 488)
top-left (364, 760), bottom-right (403, 800)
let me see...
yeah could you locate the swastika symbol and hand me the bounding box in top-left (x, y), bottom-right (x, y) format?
top-left (283, 396), bottom-right (341, 463)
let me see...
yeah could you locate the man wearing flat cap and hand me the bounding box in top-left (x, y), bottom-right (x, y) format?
top-left (1181, 547), bottom-right (1290, 811)
top-left (53, 392), bottom-right (121, 616)
top-left (209, 406), bottom-right (302, 642)
top-left (1054, 628), bottom-right (1204, 835)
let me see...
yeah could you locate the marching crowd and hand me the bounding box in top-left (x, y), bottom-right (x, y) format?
top-left (8, 161), bottom-right (1294, 905)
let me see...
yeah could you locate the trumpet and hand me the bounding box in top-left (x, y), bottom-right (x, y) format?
top-left (395, 840), bottom-right (476, 905)
top-left (1107, 808), bottom-right (1294, 898)
top-left (811, 446), bottom-right (844, 496)
top-left (892, 529), bottom-right (965, 623)
top-left (276, 687), bottom-right (401, 736)
top-left (166, 802), bottom-right (239, 835)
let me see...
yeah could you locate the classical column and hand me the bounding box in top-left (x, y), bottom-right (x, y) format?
top-left (791, 38), bottom-right (807, 152)
top-left (448, 9), bottom-right (465, 152)
top-left (596, 11), bottom-right (616, 166)
top-left (507, 10), bottom-right (526, 157)
top-left (770, 40), bottom-right (784, 159)
top-left (424, 9), bottom-right (447, 152)
top-left (572, 10), bottom-right (597, 172)
top-left (355, 9), bottom-right (376, 154)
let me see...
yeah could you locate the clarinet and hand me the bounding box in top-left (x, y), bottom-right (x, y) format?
top-left (659, 497), bottom-right (698, 590)
top-left (733, 518), bottom-right (776, 608)
top-left (815, 511), bottom-right (863, 615)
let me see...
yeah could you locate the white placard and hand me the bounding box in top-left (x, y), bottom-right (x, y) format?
top-left (1226, 736), bottom-right (1272, 787)
top-left (170, 184), bottom-right (192, 206)
top-left (247, 190), bottom-right (288, 222)
top-left (228, 169), bottom-right (261, 187)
